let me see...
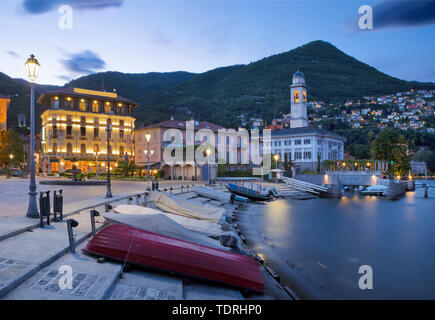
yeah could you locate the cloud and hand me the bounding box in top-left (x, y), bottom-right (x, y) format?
top-left (6, 51), bottom-right (20, 58)
top-left (60, 50), bottom-right (106, 74)
top-left (22, 0), bottom-right (124, 15)
top-left (373, 0), bottom-right (435, 29)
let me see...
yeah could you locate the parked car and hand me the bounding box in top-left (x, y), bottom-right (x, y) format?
top-left (11, 169), bottom-right (24, 177)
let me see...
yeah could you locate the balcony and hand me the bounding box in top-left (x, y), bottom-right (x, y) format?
top-left (79, 136), bottom-right (88, 141)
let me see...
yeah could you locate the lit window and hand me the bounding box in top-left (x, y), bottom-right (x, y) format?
top-left (105, 102), bottom-right (111, 114)
top-left (294, 91), bottom-right (300, 103)
top-left (79, 99), bottom-right (87, 111)
top-left (92, 100), bottom-right (99, 113)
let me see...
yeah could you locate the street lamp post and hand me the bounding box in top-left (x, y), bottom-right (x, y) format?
top-left (274, 154), bottom-right (279, 183)
top-left (145, 133), bottom-right (151, 189)
top-left (9, 154), bottom-right (14, 169)
top-left (206, 148), bottom-right (211, 185)
top-left (25, 55), bottom-right (40, 218)
top-left (94, 152), bottom-right (99, 176)
top-left (106, 123), bottom-right (113, 198)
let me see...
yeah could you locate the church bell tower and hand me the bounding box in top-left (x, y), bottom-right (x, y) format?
top-left (290, 70), bottom-right (308, 128)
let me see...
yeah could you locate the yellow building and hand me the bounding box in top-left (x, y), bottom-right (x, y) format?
top-left (37, 88), bottom-right (137, 174)
top-left (0, 95), bottom-right (11, 130)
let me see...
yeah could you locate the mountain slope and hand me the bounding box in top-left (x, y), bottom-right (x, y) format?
top-left (135, 41), bottom-right (435, 127)
top-left (0, 72), bottom-right (60, 130)
top-left (2, 40), bottom-right (434, 131)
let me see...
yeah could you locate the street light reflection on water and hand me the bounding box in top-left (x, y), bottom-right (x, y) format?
top-left (252, 181), bottom-right (435, 299)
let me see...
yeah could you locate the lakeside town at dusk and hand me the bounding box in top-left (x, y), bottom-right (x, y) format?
top-left (0, 0), bottom-right (434, 311)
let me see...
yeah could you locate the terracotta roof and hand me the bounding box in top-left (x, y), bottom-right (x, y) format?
top-left (37, 87), bottom-right (137, 105)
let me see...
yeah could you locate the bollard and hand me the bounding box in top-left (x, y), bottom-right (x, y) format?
top-left (424, 185), bottom-right (429, 198)
top-left (53, 190), bottom-right (63, 222)
top-left (136, 194), bottom-right (141, 205)
top-left (39, 191), bottom-right (50, 228)
top-left (90, 210), bottom-right (100, 236)
top-left (67, 219), bottom-right (79, 253)
top-left (127, 197), bottom-right (133, 205)
top-left (105, 204), bottom-right (113, 212)
top-left (170, 187), bottom-right (173, 195)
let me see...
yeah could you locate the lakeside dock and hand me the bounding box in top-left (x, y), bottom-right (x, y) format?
top-left (0, 181), bottom-right (292, 300)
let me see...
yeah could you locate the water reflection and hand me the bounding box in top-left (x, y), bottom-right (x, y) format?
top-left (253, 181), bottom-right (435, 299)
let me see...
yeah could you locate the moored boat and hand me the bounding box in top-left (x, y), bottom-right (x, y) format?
top-left (193, 186), bottom-right (248, 203)
top-left (226, 183), bottom-right (272, 201)
top-left (83, 224), bottom-right (264, 293)
top-left (360, 185), bottom-right (389, 196)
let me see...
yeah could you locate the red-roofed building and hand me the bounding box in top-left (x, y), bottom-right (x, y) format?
top-left (135, 117), bottom-right (249, 180)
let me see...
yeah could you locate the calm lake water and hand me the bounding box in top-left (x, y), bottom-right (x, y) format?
top-left (250, 180), bottom-right (435, 299)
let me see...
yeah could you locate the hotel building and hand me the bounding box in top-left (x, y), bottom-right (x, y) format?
top-left (37, 88), bottom-right (137, 174)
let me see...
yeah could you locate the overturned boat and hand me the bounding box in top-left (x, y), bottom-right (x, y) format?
top-left (193, 186), bottom-right (248, 203)
top-left (226, 183), bottom-right (272, 201)
top-left (148, 192), bottom-right (225, 223)
top-left (83, 224), bottom-right (264, 293)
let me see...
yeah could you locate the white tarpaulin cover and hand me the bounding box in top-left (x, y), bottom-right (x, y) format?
top-left (148, 191), bottom-right (225, 223)
top-left (103, 210), bottom-right (227, 250)
top-left (193, 186), bottom-right (231, 203)
top-left (113, 204), bottom-right (225, 238)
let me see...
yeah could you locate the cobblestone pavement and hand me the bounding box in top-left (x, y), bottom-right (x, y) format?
top-left (0, 178), bottom-right (202, 218)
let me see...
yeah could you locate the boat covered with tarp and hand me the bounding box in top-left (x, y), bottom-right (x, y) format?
top-left (83, 224), bottom-right (264, 293)
top-left (148, 191), bottom-right (225, 223)
top-left (226, 183), bottom-right (272, 201)
top-left (103, 211), bottom-right (229, 250)
top-left (360, 185), bottom-right (389, 196)
top-left (193, 186), bottom-right (248, 203)
top-left (107, 205), bottom-right (237, 248)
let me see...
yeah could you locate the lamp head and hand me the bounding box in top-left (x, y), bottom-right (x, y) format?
top-left (145, 133), bottom-right (151, 142)
top-left (25, 54), bottom-right (40, 82)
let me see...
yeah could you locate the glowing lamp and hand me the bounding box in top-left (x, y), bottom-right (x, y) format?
top-left (25, 54), bottom-right (40, 82)
top-left (145, 133), bottom-right (151, 142)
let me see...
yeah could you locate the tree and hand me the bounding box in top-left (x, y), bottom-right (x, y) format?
top-left (371, 129), bottom-right (410, 176)
top-left (0, 130), bottom-right (25, 169)
top-left (115, 160), bottom-right (138, 176)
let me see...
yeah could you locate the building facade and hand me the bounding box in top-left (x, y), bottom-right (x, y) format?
top-left (135, 118), bottom-right (250, 180)
top-left (0, 95), bottom-right (10, 131)
top-left (37, 88), bottom-right (136, 174)
top-left (269, 71), bottom-right (345, 172)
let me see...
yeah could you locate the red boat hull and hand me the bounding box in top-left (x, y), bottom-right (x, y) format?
top-left (83, 224), bottom-right (264, 293)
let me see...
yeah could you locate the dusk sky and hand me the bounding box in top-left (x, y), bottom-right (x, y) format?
top-left (1, 0), bottom-right (434, 85)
